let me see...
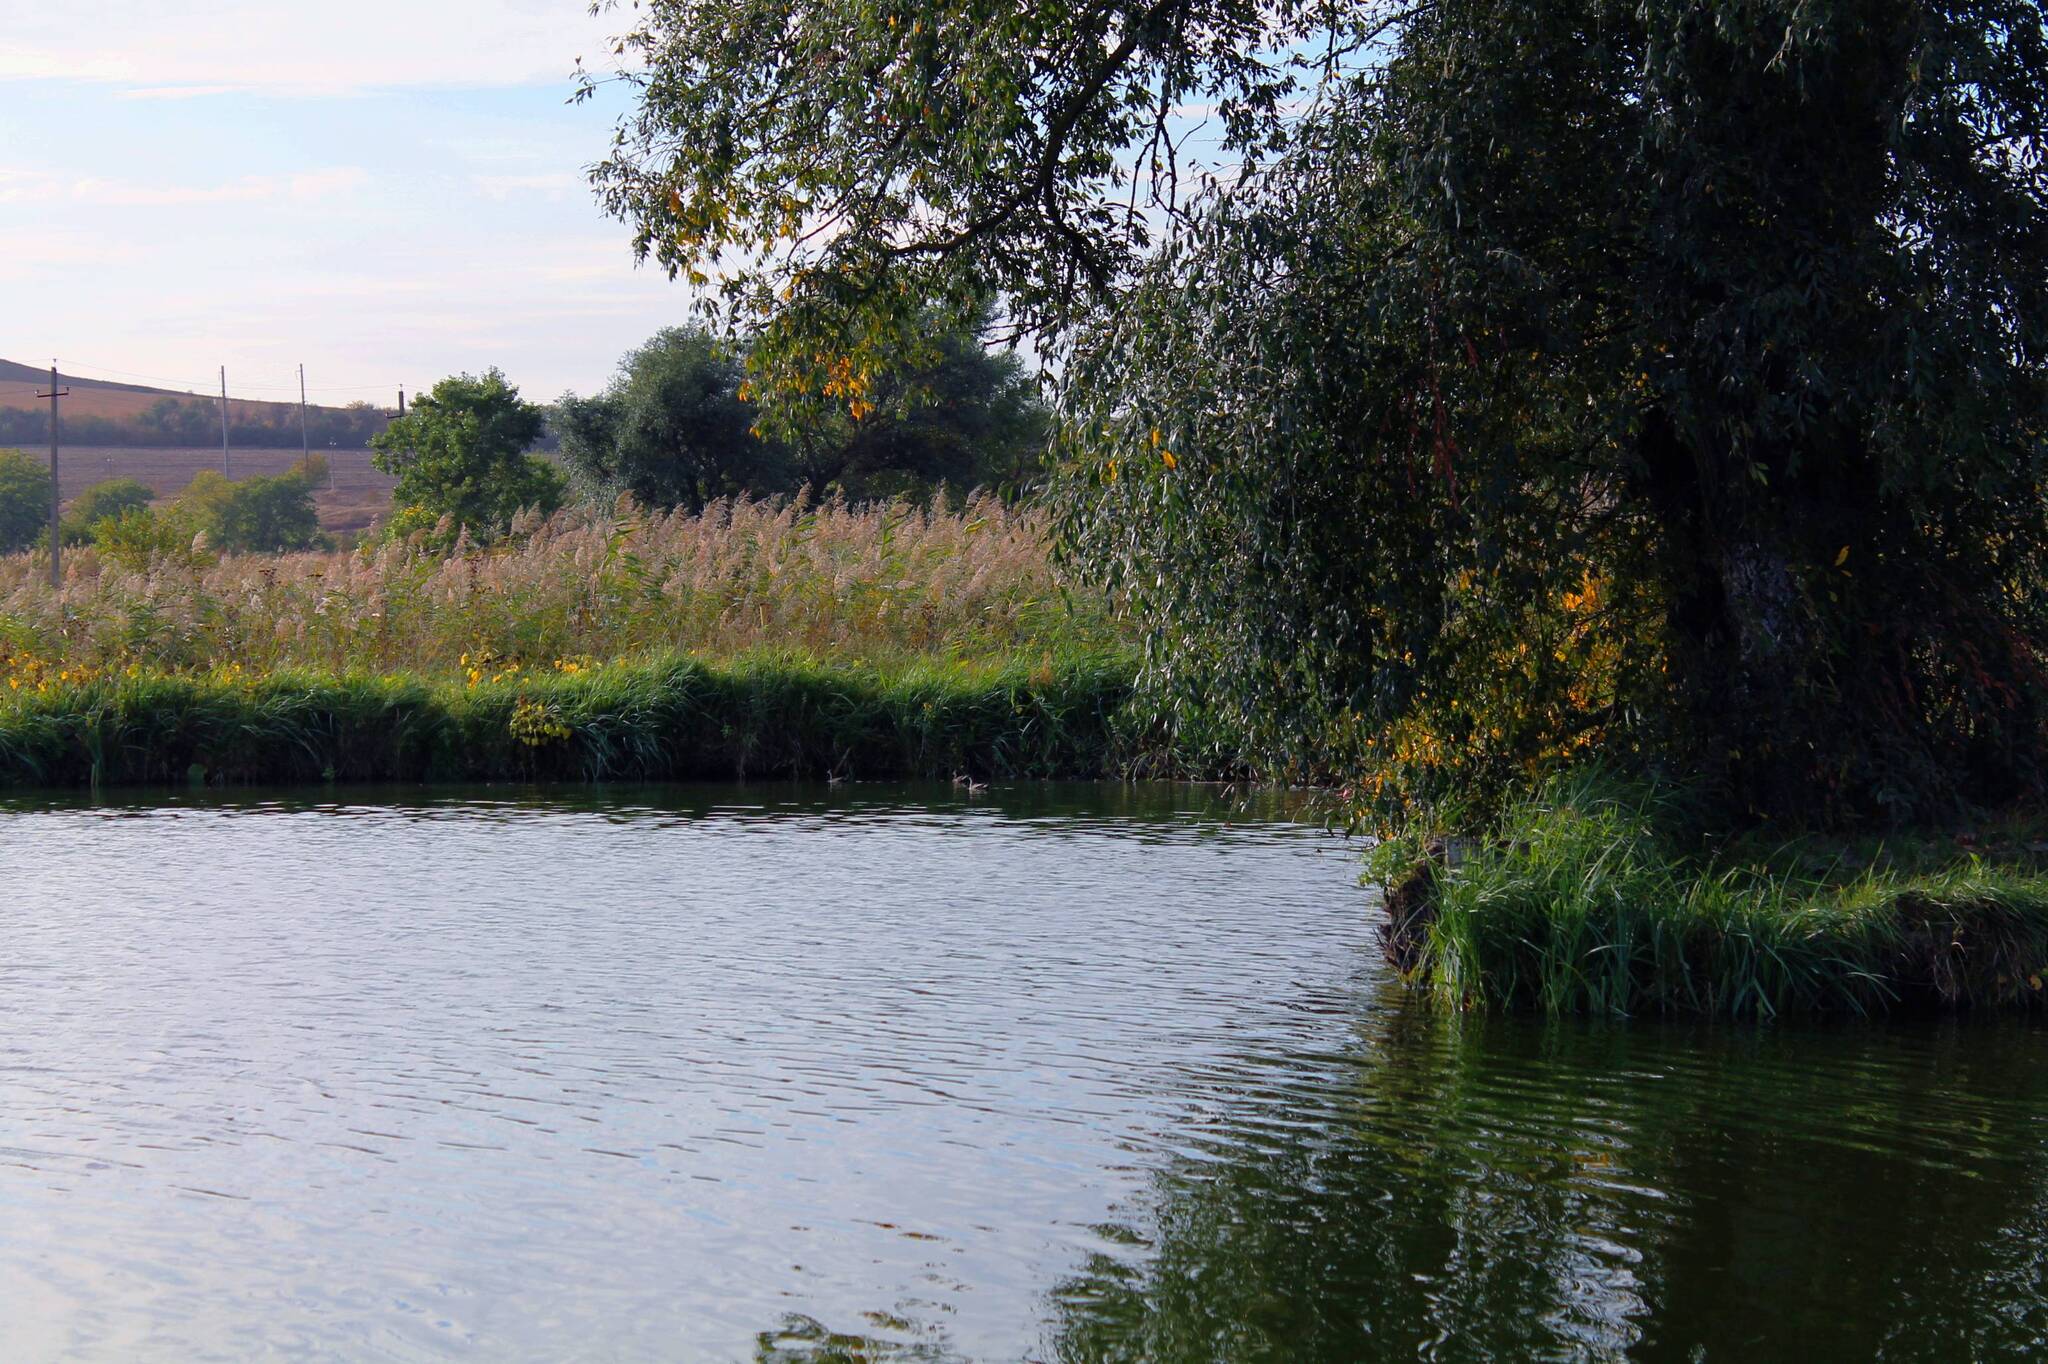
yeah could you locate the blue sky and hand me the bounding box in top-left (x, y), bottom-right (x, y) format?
top-left (0, 1), bottom-right (693, 404)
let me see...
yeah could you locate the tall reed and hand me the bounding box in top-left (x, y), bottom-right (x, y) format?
top-left (0, 493), bottom-right (1118, 676)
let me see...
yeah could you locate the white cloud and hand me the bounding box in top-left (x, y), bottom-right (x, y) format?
top-left (0, 47), bottom-right (138, 83)
top-left (0, 1), bottom-right (617, 95)
top-left (116, 85), bottom-right (250, 101)
top-left (69, 175), bottom-right (272, 206)
top-left (61, 168), bottom-right (370, 207)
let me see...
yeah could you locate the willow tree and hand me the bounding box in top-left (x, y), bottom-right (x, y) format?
top-left (589, 0), bottom-right (2048, 821)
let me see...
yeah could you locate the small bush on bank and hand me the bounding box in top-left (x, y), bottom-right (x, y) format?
top-left (1372, 773), bottom-right (2048, 1018)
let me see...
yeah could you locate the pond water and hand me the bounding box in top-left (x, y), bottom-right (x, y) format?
top-left (1, 785), bottom-right (2043, 1361)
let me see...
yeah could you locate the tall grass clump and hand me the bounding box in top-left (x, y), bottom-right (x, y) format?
top-left (0, 492), bottom-right (1118, 676)
top-left (1373, 773), bottom-right (2048, 1017)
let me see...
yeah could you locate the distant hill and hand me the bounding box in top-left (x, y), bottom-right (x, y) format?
top-left (0, 358), bottom-right (171, 397)
top-left (0, 359), bottom-right (392, 449)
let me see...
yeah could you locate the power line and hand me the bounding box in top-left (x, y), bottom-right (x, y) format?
top-left (45, 359), bottom-right (219, 390)
top-left (52, 358), bottom-right (381, 394)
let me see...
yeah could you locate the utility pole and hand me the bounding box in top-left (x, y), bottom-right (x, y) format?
top-left (36, 362), bottom-right (70, 589)
top-left (219, 365), bottom-right (231, 478)
top-left (299, 363), bottom-right (328, 489)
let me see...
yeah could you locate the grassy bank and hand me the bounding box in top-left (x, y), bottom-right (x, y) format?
top-left (0, 650), bottom-right (1141, 788)
top-left (0, 495), bottom-right (1160, 787)
top-left (1374, 775), bottom-right (2048, 1017)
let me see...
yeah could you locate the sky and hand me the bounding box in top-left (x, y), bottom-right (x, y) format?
top-left (0, 1), bottom-right (694, 405)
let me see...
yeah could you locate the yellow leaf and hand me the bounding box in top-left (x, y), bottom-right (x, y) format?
top-left (1835, 546), bottom-right (1850, 567)
top-left (1162, 451), bottom-right (1177, 470)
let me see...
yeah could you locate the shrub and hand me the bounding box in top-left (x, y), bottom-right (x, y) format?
top-left (61, 478), bottom-right (155, 546)
top-left (372, 371), bottom-right (562, 547)
top-left (179, 458), bottom-right (325, 553)
top-left (0, 448), bottom-right (52, 553)
top-left (90, 506), bottom-right (211, 573)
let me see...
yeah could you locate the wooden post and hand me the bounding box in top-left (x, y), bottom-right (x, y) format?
top-left (36, 363), bottom-right (70, 588)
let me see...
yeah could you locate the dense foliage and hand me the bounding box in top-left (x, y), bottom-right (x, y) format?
top-left (60, 478), bottom-right (154, 547)
top-left (0, 449), bottom-right (53, 553)
top-left (555, 320), bottom-right (1047, 509)
top-left (180, 459), bottom-right (325, 553)
top-left (583, 0), bottom-right (1352, 410)
top-left (78, 458), bottom-right (327, 563)
top-left (555, 328), bottom-right (770, 512)
top-left (1066, 1), bottom-right (2048, 821)
top-left (773, 314), bottom-right (1050, 498)
top-left (597, 0), bottom-right (2048, 823)
top-left (372, 370), bottom-right (565, 546)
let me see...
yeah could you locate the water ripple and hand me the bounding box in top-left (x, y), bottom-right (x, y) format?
top-left (1, 784), bottom-right (2043, 1362)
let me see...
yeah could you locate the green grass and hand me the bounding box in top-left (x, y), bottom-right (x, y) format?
top-left (0, 649), bottom-right (1146, 788)
top-left (1373, 773), bottom-right (2048, 1017)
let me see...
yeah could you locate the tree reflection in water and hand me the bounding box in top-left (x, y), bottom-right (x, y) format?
top-left (1045, 997), bottom-right (2048, 1362)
